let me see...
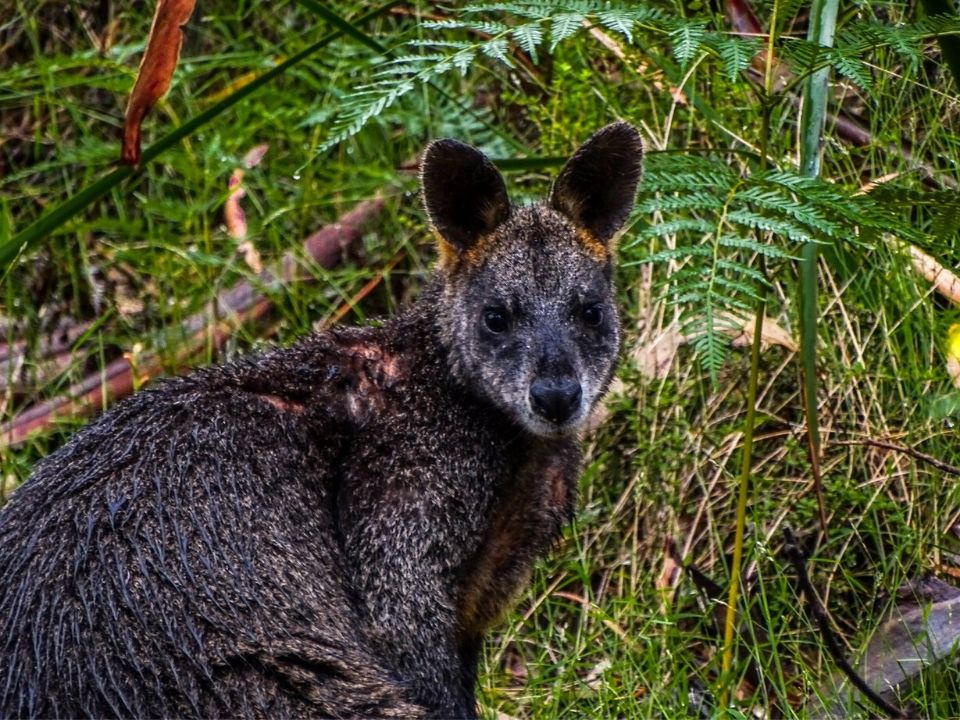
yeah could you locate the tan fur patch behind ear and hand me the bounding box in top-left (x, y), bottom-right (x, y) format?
top-left (576, 227), bottom-right (611, 261)
top-left (436, 231), bottom-right (500, 272)
top-left (436, 233), bottom-right (460, 271)
top-left (462, 233), bottom-right (498, 267)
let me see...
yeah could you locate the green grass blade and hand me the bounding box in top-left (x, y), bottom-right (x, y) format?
top-left (294, 0), bottom-right (389, 55)
top-left (798, 0), bottom-right (839, 536)
top-left (1, 0), bottom-right (401, 271)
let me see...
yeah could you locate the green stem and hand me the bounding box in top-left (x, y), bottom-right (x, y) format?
top-left (719, 300), bottom-right (766, 709)
top-left (718, 0), bottom-right (782, 708)
top-left (798, 0), bottom-right (839, 537)
top-left (1, 1), bottom-right (401, 270)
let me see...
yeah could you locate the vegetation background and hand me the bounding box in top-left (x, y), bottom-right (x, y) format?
top-left (3, 0), bottom-right (960, 716)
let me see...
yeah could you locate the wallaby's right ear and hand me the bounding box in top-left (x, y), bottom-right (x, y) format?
top-left (550, 122), bottom-right (643, 247)
top-left (421, 139), bottom-right (511, 254)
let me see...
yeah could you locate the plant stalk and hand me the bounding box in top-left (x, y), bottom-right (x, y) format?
top-left (719, 300), bottom-right (766, 710)
top-left (798, 0), bottom-right (839, 537)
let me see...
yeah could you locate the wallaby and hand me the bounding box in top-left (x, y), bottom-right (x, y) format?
top-left (0, 122), bottom-right (643, 719)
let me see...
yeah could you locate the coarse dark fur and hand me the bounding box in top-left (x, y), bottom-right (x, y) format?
top-left (0, 123), bottom-right (643, 719)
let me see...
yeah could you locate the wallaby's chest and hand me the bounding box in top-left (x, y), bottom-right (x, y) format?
top-left (455, 440), bottom-right (580, 641)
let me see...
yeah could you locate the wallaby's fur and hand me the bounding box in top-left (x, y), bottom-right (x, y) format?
top-left (0, 123), bottom-right (643, 718)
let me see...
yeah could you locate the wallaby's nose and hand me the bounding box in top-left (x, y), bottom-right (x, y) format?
top-left (529, 378), bottom-right (582, 425)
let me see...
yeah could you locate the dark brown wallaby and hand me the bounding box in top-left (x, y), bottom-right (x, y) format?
top-left (0, 122), bottom-right (643, 718)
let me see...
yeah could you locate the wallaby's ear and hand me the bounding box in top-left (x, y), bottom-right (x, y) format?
top-left (421, 139), bottom-right (511, 254)
top-left (550, 122), bottom-right (643, 246)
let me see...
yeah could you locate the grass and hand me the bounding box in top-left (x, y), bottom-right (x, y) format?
top-left (4, 0), bottom-right (960, 717)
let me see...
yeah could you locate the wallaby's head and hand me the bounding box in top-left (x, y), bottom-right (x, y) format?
top-left (422, 123), bottom-right (643, 437)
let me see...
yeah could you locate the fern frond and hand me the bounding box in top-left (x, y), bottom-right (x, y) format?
top-left (636, 192), bottom-right (725, 214)
top-left (668, 20), bottom-right (706, 66)
top-left (717, 235), bottom-right (797, 260)
top-left (550, 13), bottom-right (586, 50)
top-left (726, 209), bottom-right (817, 244)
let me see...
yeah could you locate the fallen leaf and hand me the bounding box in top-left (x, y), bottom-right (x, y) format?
top-left (583, 658), bottom-right (612, 690)
top-left (225, 170), bottom-right (247, 240)
top-left (237, 241), bottom-right (263, 274)
top-left (724, 312), bottom-right (798, 352)
top-left (632, 314), bottom-right (796, 380)
top-left (225, 144), bottom-right (269, 244)
top-left (657, 539), bottom-right (682, 612)
top-left (242, 143), bottom-right (269, 169)
top-left (807, 578), bottom-right (960, 719)
top-left (121, 0), bottom-right (197, 165)
top-left (632, 325), bottom-right (685, 379)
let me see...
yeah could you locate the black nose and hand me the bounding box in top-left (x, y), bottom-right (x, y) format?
top-left (529, 378), bottom-right (582, 425)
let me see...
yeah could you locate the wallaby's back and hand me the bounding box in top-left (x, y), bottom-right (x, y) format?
top-left (0, 335), bottom-right (421, 717)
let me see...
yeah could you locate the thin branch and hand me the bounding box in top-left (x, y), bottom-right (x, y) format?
top-left (835, 438), bottom-right (960, 477)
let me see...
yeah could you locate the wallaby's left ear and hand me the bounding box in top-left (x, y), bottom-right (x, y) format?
top-left (421, 138), bottom-right (511, 254)
top-left (550, 122), bottom-right (643, 246)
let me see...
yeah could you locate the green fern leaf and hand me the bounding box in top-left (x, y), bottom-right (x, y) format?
top-left (512, 22), bottom-right (544, 63)
top-left (550, 12), bottom-right (586, 51)
top-left (636, 192), bottom-right (724, 214)
top-left (714, 36), bottom-right (760, 81)
top-left (480, 37), bottom-right (514, 66)
top-left (669, 21), bottom-right (706, 66)
top-left (640, 218), bottom-right (715, 238)
top-left (726, 209), bottom-right (817, 244)
top-left (933, 197), bottom-right (960, 240)
top-left (717, 234), bottom-right (797, 260)
top-left (597, 9), bottom-right (636, 42)
top-left (630, 245), bottom-right (713, 264)
top-left (830, 49), bottom-right (874, 93)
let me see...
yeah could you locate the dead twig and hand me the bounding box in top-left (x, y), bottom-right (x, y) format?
top-left (834, 438), bottom-right (960, 477)
top-left (781, 527), bottom-right (905, 720)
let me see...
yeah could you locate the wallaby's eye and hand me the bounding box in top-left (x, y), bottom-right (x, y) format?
top-left (581, 304), bottom-right (604, 327)
top-left (483, 308), bottom-right (510, 334)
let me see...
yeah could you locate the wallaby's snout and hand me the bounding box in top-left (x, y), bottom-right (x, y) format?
top-left (530, 377), bottom-right (582, 425)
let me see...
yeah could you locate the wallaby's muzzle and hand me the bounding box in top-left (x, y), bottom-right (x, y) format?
top-left (529, 377), bottom-right (582, 425)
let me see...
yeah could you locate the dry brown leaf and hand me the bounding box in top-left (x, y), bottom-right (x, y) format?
top-left (907, 243), bottom-right (960, 305)
top-left (632, 314), bottom-right (795, 380)
top-left (724, 312), bottom-right (798, 352)
top-left (121, 0), bottom-right (197, 165)
top-left (632, 325), bottom-right (685, 379)
top-left (225, 169), bottom-right (247, 239)
top-left (583, 658), bottom-right (612, 690)
top-left (242, 143), bottom-right (269, 169)
top-left (225, 144), bottom-right (269, 243)
top-left (656, 539), bottom-right (682, 614)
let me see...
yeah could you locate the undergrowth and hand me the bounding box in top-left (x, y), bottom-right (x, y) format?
top-left (3, 0), bottom-right (960, 717)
